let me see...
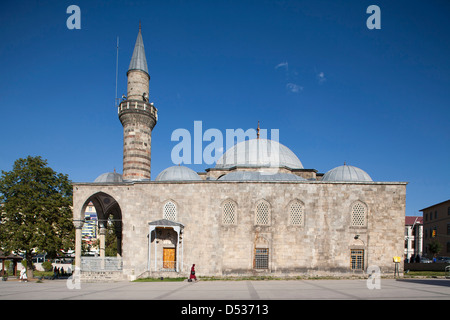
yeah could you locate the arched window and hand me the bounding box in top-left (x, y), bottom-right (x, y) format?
top-left (255, 200), bottom-right (270, 225)
top-left (163, 201), bottom-right (177, 222)
top-left (351, 201), bottom-right (367, 227)
top-left (222, 200), bottom-right (237, 225)
top-left (288, 200), bottom-right (304, 226)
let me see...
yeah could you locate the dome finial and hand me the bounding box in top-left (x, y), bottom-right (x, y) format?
top-left (257, 121), bottom-right (260, 139)
top-left (139, 20), bottom-right (141, 31)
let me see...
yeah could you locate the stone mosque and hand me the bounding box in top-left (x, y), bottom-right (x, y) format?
top-left (72, 26), bottom-right (407, 281)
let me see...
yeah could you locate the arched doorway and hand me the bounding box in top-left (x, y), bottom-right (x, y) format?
top-left (78, 192), bottom-right (122, 272)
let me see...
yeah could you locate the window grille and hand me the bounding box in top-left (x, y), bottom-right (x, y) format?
top-left (289, 201), bottom-right (304, 226)
top-left (222, 201), bottom-right (236, 225)
top-left (163, 201), bottom-right (177, 221)
top-left (350, 249), bottom-right (364, 270)
top-left (351, 202), bottom-right (366, 227)
top-left (254, 248), bottom-right (269, 269)
top-left (256, 201), bottom-right (270, 225)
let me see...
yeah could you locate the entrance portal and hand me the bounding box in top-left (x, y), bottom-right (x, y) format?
top-left (148, 219), bottom-right (184, 273)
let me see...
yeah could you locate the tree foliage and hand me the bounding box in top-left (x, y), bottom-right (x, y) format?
top-left (0, 156), bottom-right (74, 276)
top-left (428, 240), bottom-right (442, 257)
top-left (92, 219), bottom-right (118, 257)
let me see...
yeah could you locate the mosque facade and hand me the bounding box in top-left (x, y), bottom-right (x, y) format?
top-left (72, 27), bottom-right (407, 281)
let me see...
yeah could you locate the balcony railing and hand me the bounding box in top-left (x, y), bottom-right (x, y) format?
top-left (118, 100), bottom-right (158, 119)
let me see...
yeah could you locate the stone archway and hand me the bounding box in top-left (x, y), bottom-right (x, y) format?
top-left (74, 192), bottom-right (123, 273)
top-left (81, 192), bottom-right (122, 257)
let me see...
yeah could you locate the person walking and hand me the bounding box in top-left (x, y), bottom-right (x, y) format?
top-left (19, 267), bottom-right (27, 282)
top-left (189, 264), bottom-right (197, 282)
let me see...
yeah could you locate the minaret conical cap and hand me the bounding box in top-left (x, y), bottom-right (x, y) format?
top-left (128, 23), bottom-right (148, 75)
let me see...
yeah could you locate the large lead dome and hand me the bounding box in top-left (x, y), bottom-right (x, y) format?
top-left (215, 139), bottom-right (303, 169)
top-left (322, 164), bottom-right (372, 182)
top-left (94, 172), bottom-right (123, 183)
top-left (155, 165), bottom-right (202, 181)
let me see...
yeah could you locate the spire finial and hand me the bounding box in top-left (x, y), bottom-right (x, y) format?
top-left (128, 21), bottom-right (148, 75)
top-left (257, 121), bottom-right (260, 139)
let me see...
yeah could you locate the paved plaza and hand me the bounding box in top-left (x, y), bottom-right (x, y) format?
top-left (1, 278), bottom-right (449, 300)
top-left (1, 278), bottom-right (447, 318)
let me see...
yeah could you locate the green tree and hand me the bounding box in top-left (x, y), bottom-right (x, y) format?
top-left (0, 156), bottom-right (74, 278)
top-left (92, 219), bottom-right (118, 257)
top-left (428, 240), bottom-right (442, 259)
top-left (105, 220), bottom-right (119, 257)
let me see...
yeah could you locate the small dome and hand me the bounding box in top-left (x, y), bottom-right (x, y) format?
top-left (215, 139), bottom-right (303, 170)
top-left (322, 165), bottom-right (372, 182)
top-left (94, 172), bottom-right (123, 183)
top-left (155, 166), bottom-right (202, 181)
top-left (218, 171), bottom-right (306, 181)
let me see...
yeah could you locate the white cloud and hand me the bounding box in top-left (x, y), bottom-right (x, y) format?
top-left (317, 71), bottom-right (326, 84)
top-left (286, 83), bottom-right (303, 93)
top-left (275, 62), bottom-right (303, 93)
top-left (275, 62), bottom-right (289, 70)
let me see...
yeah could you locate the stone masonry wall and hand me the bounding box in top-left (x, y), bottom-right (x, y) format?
top-left (73, 180), bottom-right (406, 280)
top-left (127, 69), bottom-right (149, 101)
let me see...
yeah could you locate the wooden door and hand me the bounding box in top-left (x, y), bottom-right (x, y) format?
top-left (163, 248), bottom-right (176, 269)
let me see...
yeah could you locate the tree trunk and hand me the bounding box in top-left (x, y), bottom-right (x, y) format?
top-left (26, 251), bottom-right (34, 279)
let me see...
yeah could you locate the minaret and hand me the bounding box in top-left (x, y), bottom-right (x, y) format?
top-left (118, 24), bottom-right (158, 181)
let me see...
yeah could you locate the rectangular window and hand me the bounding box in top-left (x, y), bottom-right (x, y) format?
top-left (254, 248), bottom-right (269, 269)
top-left (350, 249), bottom-right (364, 270)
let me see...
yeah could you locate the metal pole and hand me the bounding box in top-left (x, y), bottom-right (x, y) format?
top-left (115, 36), bottom-right (119, 107)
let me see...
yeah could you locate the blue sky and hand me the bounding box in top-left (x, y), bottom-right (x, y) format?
top-left (0, 0), bottom-right (449, 216)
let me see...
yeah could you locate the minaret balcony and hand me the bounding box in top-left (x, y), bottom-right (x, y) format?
top-left (118, 99), bottom-right (158, 122)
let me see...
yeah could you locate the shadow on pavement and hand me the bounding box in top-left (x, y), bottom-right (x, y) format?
top-left (397, 278), bottom-right (450, 287)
